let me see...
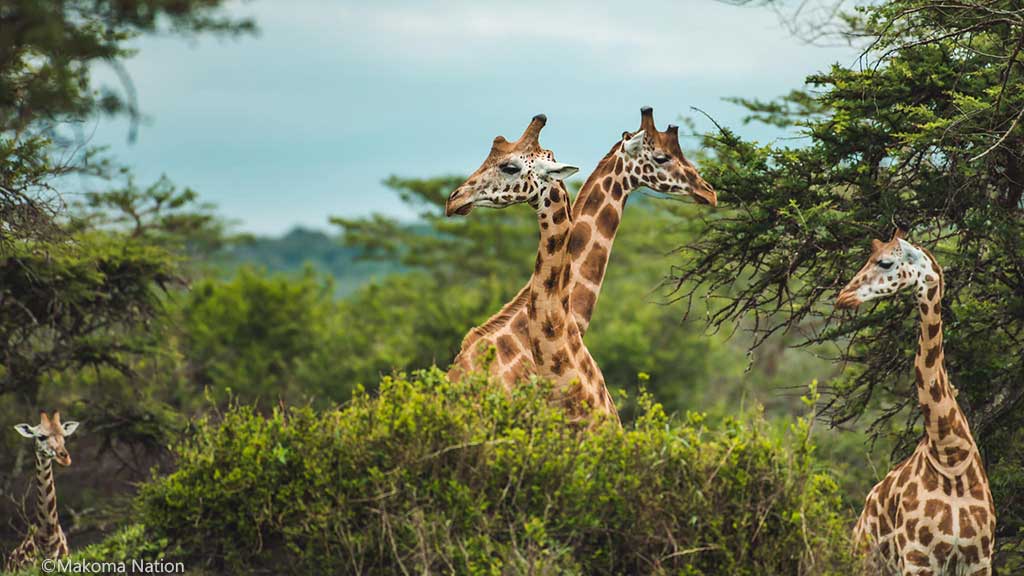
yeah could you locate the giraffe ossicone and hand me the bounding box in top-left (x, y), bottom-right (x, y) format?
top-left (836, 230), bottom-right (995, 576)
top-left (5, 411), bottom-right (79, 573)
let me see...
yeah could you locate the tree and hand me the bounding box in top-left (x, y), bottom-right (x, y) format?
top-left (675, 0), bottom-right (1024, 561)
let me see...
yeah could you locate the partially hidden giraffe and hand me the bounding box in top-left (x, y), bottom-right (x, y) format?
top-left (836, 230), bottom-right (994, 575)
top-left (445, 114), bottom-right (617, 421)
top-left (5, 411), bottom-right (79, 573)
top-left (447, 107), bottom-right (716, 387)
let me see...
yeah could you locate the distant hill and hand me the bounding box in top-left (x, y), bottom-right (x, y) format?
top-left (214, 227), bottom-right (401, 295)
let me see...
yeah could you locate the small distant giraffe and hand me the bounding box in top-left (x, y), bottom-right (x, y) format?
top-left (4, 411), bottom-right (79, 573)
top-left (445, 114), bottom-right (616, 421)
top-left (448, 107), bottom-right (716, 385)
top-left (836, 231), bottom-right (995, 575)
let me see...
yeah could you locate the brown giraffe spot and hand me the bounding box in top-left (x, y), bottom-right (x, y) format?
top-left (549, 349), bottom-right (570, 376)
top-left (916, 366), bottom-right (925, 388)
top-left (596, 205), bottom-right (620, 238)
top-left (925, 345), bottom-right (941, 367)
top-left (920, 303), bottom-right (929, 315)
top-left (552, 208), bottom-right (567, 225)
top-left (955, 476), bottom-right (965, 497)
top-left (611, 181), bottom-right (623, 200)
top-left (513, 314), bottom-right (530, 347)
top-left (878, 513), bottom-right (892, 535)
top-left (906, 517), bottom-right (919, 541)
top-left (969, 505), bottom-right (988, 529)
top-left (541, 315), bottom-right (558, 339)
top-left (613, 157), bottom-right (623, 174)
top-left (568, 224), bottom-right (591, 257)
top-left (904, 482), bottom-right (920, 511)
top-left (922, 404), bottom-right (932, 427)
top-left (927, 285), bottom-right (938, 300)
top-left (959, 509), bottom-right (977, 538)
top-left (897, 533), bottom-right (907, 548)
top-left (582, 356), bottom-right (594, 378)
top-left (581, 189), bottom-right (605, 216)
top-left (933, 302), bottom-right (941, 314)
top-left (937, 503), bottom-right (954, 535)
top-left (981, 536), bottom-right (991, 557)
top-left (571, 286), bottom-right (596, 323)
top-left (935, 412), bottom-right (953, 441)
top-left (496, 335), bottom-right (519, 363)
top-left (959, 544), bottom-right (980, 565)
top-left (928, 323), bottom-right (941, 339)
top-left (531, 338), bottom-right (544, 366)
top-left (930, 382), bottom-right (944, 403)
top-left (907, 550), bottom-right (930, 567)
top-left (942, 475), bottom-right (953, 496)
top-left (561, 264), bottom-right (570, 287)
top-left (580, 245), bottom-right (609, 284)
top-left (602, 175), bottom-right (612, 191)
top-left (918, 525), bottom-right (933, 546)
top-left (933, 541), bottom-right (953, 564)
top-left (543, 266), bottom-right (561, 294)
top-left (546, 232), bottom-right (566, 255)
top-left (897, 461), bottom-right (913, 486)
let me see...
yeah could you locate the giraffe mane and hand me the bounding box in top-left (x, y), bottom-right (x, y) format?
top-left (918, 243), bottom-right (944, 299)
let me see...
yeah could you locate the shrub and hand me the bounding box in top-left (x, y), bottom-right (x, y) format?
top-left (133, 370), bottom-right (856, 575)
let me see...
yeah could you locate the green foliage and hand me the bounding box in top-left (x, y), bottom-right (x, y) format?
top-left (179, 267), bottom-right (339, 403)
top-left (136, 370), bottom-right (856, 575)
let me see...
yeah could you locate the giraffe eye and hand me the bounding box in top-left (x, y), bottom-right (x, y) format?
top-left (878, 260), bottom-right (894, 270)
top-left (653, 154), bottom-right (670, 164)
top-left (500, 163), bottom-right (520, 175)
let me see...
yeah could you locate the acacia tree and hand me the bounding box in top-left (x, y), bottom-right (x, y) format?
top-left (0, 1), bottom-right (251, 403)
top-left (680, 0), bottom-right (1024, 560)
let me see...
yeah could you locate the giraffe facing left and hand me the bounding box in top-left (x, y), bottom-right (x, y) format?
top-left (4, 411), bottom-right (79, 574)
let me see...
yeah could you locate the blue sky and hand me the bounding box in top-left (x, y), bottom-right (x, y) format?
top-left (87, 0), bottom-right (861, 235)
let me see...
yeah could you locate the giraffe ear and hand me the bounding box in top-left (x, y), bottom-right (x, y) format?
top-left (14, 424), bottom-right (35, 438)
top-left (624, 130), bottom-right (645, 157)
top-left (536, 159), bottom-right (579, 181)
top-left (61, 421), bottom-right (80, 436)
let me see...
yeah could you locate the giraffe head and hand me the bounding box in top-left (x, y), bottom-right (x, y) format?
top-left (620, 107), bottom-right (717, 206)
top-left (445, 114), bottom-right (579, 216)
top-left (836, 230), bottom-right (942, 309)
top-left (14, 411), bottom-right (79, 466)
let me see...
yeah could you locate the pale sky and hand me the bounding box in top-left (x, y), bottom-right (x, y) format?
top-left (86, 0), bottom-right (861, 235)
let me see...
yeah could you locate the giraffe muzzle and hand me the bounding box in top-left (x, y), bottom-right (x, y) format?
top-left (445, 190), bottom-right (474, 217)
top-left (835, 290), bottom-right (861, 310)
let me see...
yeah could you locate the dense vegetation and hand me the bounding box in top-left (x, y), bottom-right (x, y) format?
top-left (1, 0), bottom-right (1022, 573)
top-left (48, 372), bottom-right (856, 575)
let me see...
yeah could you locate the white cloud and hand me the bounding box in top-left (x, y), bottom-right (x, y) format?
top-left (252, 0), bottom-right (857, 78)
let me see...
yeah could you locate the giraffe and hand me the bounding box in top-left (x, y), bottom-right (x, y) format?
top-left (4, 411), bottom-right (79, 573)
top-left (445, 114), bottom-right (617, 421)
top-left (447, 107), bottom-right (716, 385)
top-left (836, 230), bottom-right (995, 575)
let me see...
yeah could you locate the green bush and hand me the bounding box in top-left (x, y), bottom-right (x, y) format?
top-left (129, 369), bottom-right (855, 575)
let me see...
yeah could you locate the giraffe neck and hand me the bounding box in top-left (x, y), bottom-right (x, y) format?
top-left (913, 271), bottom-right (976, 473)
top-left (566, 145), bottom-right (633, 336)
top-left (527, 181), bottom-right (582, 387)
top-left (33, 451), bottom-right (62, 555)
